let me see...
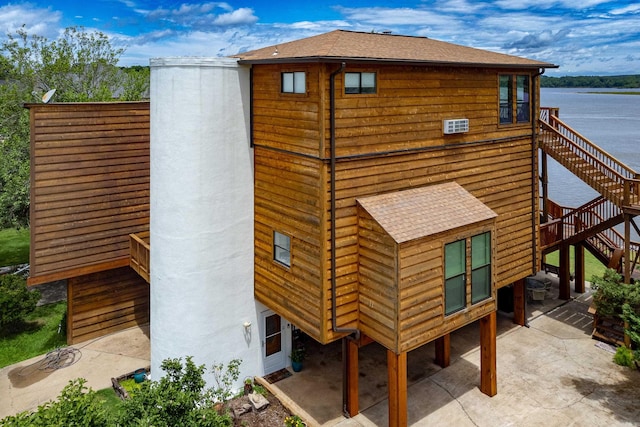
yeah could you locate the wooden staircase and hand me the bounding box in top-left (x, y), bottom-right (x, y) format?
top-left (539, 108), bottom-right (640, 275)
top-left (539, 108), bottom-right (640, 210)
top-left (540, 198), bottom-right (640, 273)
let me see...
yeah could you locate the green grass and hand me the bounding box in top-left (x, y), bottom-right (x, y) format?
top-left (95, 387), bottom-right (125, 418)
top-left (0, 227), bottom-right (30, 267)
top-left (0, 301), bottom-right (67, 368)
top-left (544, 247), bottom-right (607, 283)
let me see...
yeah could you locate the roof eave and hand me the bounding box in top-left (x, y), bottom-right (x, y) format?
top-left (235, 56), bottom-right (558, 69)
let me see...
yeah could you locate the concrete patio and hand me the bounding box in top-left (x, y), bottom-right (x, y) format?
top-left (2, 272), bottom-right (639, 426)
top-left (264, 274), bottom-right (640, 426)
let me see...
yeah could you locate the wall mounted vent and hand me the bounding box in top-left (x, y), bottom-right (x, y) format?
top-left (443, 119), bottom-right (469, 134)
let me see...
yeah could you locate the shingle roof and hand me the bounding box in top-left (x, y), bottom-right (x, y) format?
top-left (357, 182), bottom-right (497, 243)
top-left (234, 30), bottom-right (557, 69)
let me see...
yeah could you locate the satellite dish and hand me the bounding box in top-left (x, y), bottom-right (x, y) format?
top-left (42, 89), bottom-right (56, 103)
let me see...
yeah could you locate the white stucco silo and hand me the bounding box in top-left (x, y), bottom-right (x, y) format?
top-left (149, 57), bottom-right (258, 386)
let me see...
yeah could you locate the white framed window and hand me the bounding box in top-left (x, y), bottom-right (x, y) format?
top-left (273, 231), bottom-right (291, 267)
top-left (345, 72), bottom-right (376, 94)
top-left (282, 72), bottom-right (306, 94)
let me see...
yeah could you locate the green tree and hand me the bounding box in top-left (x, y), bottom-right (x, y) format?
top-left (0, 274), bottom-right (40, 330)
top-left (120, 66), bottom-right (150, 101)
top-left (0, 26), bottom-right (149, 228)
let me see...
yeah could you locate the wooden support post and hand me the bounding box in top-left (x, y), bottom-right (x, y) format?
top-left (387, 350), bottom-right (407, 427)
top-left (558, 245), bottom-right (571, 300)
top-left (344, 338), bottom-right (359, 417)
top-left (513, 279), bottom-right (526, 326)
top-left (479, 311), bottom-right (497, 397)
top-left (624, 214), bottom-right (631, 285)
top-left (66, 280), bottom-right (74, 345)
top-left (434, 334), bottom-right (450, 368)
top-left (541, 150), bottom-right (548, 221)
top-left (574, 243), bottom-right (585, 293)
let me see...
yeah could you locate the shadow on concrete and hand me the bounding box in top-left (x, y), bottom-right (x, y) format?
top-left (566, 369), bottom-right (640, 424)
top-left (274, 312), bottom-right (520, 425)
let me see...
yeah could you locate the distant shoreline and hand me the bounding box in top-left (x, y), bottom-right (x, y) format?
top-left (584, 91), bottom-right (640, 95)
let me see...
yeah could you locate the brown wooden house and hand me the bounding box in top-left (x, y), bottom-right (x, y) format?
top-left (235, 29), bottom-right (557, 425)
top-left (24, 29), bottom-right (566, 426)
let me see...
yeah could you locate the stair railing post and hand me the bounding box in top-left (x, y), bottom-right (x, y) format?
top-left (624, 214), bottom-right (631, 284)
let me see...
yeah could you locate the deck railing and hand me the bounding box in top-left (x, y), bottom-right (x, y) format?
top-left (539, 198), bottom-right (639, 271)
top-left (539, 107), bottom-right (640, 208)
top-left (129, 231), bottom-right (150, 283)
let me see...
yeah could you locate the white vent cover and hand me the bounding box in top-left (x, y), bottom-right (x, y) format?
top-left (443, 118), bottom-right (469, 134)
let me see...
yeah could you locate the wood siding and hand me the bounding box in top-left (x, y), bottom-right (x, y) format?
top-left (254, 148), bottom-right (325, 340)
top-left (358, 204), bottom-right (497, 354)
top-left (28, 102), bottom-right (150, 285)
top-left (252, 63), bottom-right (538, 345)
top-left (357, 210), bottom-right (399, 350)
top-left (67, 266), bottom-right (149, 344)
top-left (397, 222), bottom-right (497, 353)
top-left (252, 64), bottom-right (325, 157)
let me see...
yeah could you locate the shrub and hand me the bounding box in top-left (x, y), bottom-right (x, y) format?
top-left (622, 303), bottom-right (640, 360)
top-left (0, 378), bottom-right (108, 426)
top-left (211, 358), bottom-right (241, 403)
top-left (591, 269), bottom-right (640, 318)
top-left (613, 346), bottom-right (635, 368)
top-left (116, 356), bottom-right (235, 427)
top-left (0, 274), bottom-right (40, 329)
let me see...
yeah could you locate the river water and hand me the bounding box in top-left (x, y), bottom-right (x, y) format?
top-left (539, 87), bottom-right (640, 239)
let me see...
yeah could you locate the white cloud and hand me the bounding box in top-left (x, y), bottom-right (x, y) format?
top-left (0, 4), bottom-right (61, 38)
top-left (212, 8), bottom-right (258, 26)
top-left (0, 1), bottom-right (637, 75)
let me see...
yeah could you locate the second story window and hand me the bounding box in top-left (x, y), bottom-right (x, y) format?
top-left (282, 71), bottom-right (306, 94)
top-left (345, 72), bottom-right (376, 94)
top-left (516, 76), bottom-right (530, 123)
top-left (499, 74), bottom-right (530, 125)
top-left (273, 231), bottom-right (291, 267)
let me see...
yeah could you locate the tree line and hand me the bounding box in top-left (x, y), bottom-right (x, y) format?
top-left (541, 75), bottom-right (640, 88)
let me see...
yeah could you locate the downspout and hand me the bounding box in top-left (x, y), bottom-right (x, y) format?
top-left (329, 62), bottom-right (360, 419)
top-left (531, 68), bottom-right (545, 275)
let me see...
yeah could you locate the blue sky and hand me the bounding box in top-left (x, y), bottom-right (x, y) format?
top-left (1, 0), bottom-right (639, 75)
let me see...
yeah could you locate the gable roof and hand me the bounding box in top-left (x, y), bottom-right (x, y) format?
top-left (357, 182), bottom-right (497, 244)
top-left (234, 30), bottom-right (557, 69)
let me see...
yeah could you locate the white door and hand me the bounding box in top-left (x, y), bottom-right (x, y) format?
top-left (261, 310), bottom-right (286, 374)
